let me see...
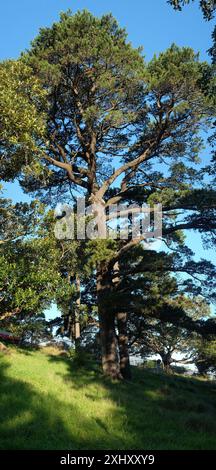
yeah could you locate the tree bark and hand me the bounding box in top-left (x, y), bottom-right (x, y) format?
top-left (116, 311), bottom-right (131, 380)
top-left (74, 273), bottom-right (81, 350)
top-left (161, 353), bottom-right (172, 373)
top-left (67, 273), bottom-right (81, 350)
top-left (96, 262), bottom-right (121, 379)
top-left (112, 261), bottom-right (131, 380)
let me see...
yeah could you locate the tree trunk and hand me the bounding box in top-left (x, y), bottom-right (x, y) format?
top-left (116, 312), bottom-right (131, 380)
top-left (113, 261), bottom-right (131, 380)
top-left (96, 262), bottom-right (121, 379)
top-left (66, 273), bottom-right (81, 350)
top-left (161, 353), bottom-right (172, 373)
top-left (74, 274), bottom-right (81, 350)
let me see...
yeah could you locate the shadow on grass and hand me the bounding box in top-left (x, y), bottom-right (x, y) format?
top-left (0, 358), bottom-right (72, 450)
top-left (0, 355), bottom-right (115, 450)
top-left (0, 350), bottom-right (216, 450)
top-left (47, 354), bottom-right (216, 449)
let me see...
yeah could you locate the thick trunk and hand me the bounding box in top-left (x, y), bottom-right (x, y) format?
top-left (96, 262), bottom-right (121, 379)
top-left (161, 353), bottom-right (172, 373)
top-left (74, 274), bottom-right (81, 350)
top-left (113, 262), bottom-right (131, 380)
top-left (116, 312), bottom-right (131, 380)
top-left (66, 273), bottom-right (81, 350)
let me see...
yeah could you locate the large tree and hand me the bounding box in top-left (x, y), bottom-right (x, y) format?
top-left (1, 11), bottom-right (215, 378)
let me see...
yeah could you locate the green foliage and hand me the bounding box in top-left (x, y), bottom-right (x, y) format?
top-left (17, 9), bottom-right (145, 192)
top-left (0, 233), bottom-right (61, 323)
top-left (209, 26), bottom-right (216, 62)
top-left (8, 314), bottom-right (49, 345)
top-left (195, 338), bottom-right (216, 375)
top-left (0, 60), bottom-right (46, 180)
top-left (128, 289), bottom-right (211, 368)
top-left (84, 239), bottom-right (118, 268)
top-left (0, 13), bottom-right (215, 253)
top-left (0, 192), bottom-right (44, 243)
top-left (0, 10), bottom-right (215, 379)
top-left (68, 347), bottom-right (93, 368)
top-left (168, 0), bottom-right (216, 69)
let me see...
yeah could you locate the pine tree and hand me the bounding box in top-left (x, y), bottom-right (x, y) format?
top-left (1, 11), bottom-right (215, 378)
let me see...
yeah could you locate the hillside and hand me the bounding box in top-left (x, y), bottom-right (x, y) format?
top-left (0, 346), bottom-right (216, 450)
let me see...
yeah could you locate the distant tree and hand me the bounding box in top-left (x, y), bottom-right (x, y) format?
top-left (9, 313), bottom-right (51, 346)
top-left (131, 296), bottom-right (210, 372)
top-left (106, 243), bottom-right (216, 376)
top-left (195, 337), bottom-right (216, 375)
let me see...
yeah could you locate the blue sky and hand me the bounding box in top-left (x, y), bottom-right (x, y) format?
top-left (1, 1), bottom-right (215, 316)
top-left (0, 0), bottom-right (213, 62)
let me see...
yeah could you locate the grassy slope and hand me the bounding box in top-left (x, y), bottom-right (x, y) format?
top-left (0, 346), bottom-right (216, 450)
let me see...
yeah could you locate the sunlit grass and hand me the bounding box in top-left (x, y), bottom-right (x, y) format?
top-left (0, 346), bottom-right (216, 450)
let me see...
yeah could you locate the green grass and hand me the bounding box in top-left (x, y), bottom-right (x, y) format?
top-left (0, 346), bottom-right (216, 450)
